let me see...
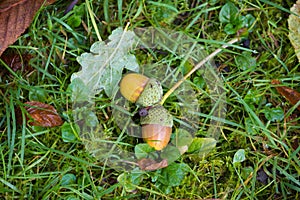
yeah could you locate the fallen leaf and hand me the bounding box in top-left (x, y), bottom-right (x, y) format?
top-left (1, 52), bottom-right (33, 73)
top-left (24, 101), bottom-right (63, 127)
top-left (0, 0), bottom-right (55, 56)
top-left (71, 27), bottom-right (139, 99)
top-left (138, 158), bottom-right (168, 171)
top-left (271, 80), bottom-right (300, 111)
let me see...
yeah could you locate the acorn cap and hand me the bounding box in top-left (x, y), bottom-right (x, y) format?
top-left (140, 105), bottom-right (173, 127)
top-left (137, 78), bottom-right (163, 107)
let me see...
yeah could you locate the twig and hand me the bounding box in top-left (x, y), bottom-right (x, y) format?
top-left (160, 38), bottom-right (239, 105)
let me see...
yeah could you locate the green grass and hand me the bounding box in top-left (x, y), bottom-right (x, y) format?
top-left (1, 0), bottom-right (300, 199)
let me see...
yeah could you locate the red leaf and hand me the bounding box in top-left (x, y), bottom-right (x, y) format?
top-left (24, 101), bottom-right (63, 127)
top-left (271, 80), bottom-right (300, 111)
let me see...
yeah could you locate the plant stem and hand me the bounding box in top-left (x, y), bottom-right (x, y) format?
top-left (160, 38), bottom-right (240, 105)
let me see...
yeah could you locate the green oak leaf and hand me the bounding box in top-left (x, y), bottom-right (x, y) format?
top-left (71, 27), bottom-right (139, 98)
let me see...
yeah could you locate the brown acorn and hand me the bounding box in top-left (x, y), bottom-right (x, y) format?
top-left (140, 105), bottom-right (173, 150)
top-left (119, 73), bottom-right (163, 107)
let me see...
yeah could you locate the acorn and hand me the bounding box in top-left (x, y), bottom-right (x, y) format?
top-left (119, 73), bottom-right (163, 107)
top-left (140, 105), bottom-right (173, 150)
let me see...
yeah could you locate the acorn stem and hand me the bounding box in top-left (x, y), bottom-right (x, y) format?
top-left (160, 38), bottom-right (240, 105)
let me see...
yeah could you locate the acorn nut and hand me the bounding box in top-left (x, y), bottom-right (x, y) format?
top-left (119, 73), bottom-right (163, 107)
top-left (140, 105), bottom-right (173, 150)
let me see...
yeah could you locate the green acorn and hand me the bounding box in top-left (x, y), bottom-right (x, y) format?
top-left (119, 73), bottom-right (163, 107)
top-left (140, 105), bottom-right (173, 150)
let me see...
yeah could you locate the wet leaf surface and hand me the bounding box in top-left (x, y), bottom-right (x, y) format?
top-left (23, 101), bottom-right (63, 127)
top-left (271, 80), bottom-right (300, 111)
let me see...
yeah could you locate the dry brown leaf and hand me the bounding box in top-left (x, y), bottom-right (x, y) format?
top-left (0, 0), bottom-right (55, 56)
top-left (271, 80), bottom-right (300, 111)
top-left (1, 52), bottom-right (33, 73)
top-left (138, 158), bottom-right (168, 171)
top-left (24, 101), bottom-right (63, 127)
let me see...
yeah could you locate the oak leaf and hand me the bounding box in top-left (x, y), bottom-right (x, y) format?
top-left (71, 27), bottom-right (139, 99)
